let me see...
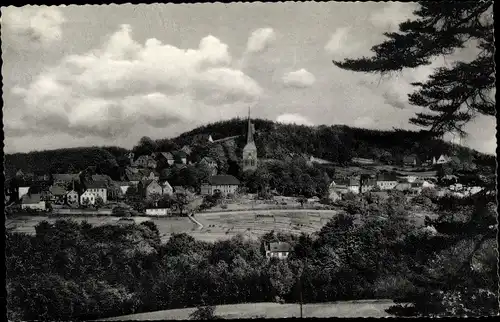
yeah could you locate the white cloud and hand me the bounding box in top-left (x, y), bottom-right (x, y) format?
top-left (282, 68), bottom-right (316, 88)
top-left (276, 113), bottom-right (313, 126)
top-left (1, 6), bottom-right (65, 45)
top-left (246, 27), bottom-right (276, 54)
top-left (8, 24), bottom-right (263, 138)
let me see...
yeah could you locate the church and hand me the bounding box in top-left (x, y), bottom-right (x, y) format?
top-left (242, 109), bottom-right (258, 172)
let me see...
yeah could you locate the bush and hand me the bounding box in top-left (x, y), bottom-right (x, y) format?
top-left (220, 204), bottom-right (228, 209)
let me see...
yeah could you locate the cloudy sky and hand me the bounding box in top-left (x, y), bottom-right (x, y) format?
top-left (1, 3), bottom-right (496, 154)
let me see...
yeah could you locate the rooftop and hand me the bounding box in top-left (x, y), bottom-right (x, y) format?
top-left (85, 181), bottom-right (108, 189)
top-left (268, 242), bottom-right (292, 252)
top-left (207, 175), bottom-right (241, 186)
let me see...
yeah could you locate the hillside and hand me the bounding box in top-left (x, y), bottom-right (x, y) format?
top-left (4, 119), bottom-right (494, 180)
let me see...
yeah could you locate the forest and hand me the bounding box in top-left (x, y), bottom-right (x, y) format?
top-left (4, 119), bottom-right (494, 181)
top-left (6, 188), bottom-right (497, 320)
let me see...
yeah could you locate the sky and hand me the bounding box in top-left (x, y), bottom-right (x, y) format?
top-left (1, 3), bottom-right (496, 155)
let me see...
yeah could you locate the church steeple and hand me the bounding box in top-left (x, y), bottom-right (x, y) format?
top-left (247, 106), bottom-right (254, 144)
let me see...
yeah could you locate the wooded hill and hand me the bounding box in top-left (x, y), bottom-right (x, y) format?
top-left (4, 119), bottom-right (495, 180)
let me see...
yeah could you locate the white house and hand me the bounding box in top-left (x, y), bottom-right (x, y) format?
top-left (265, 242), bottom-right (292, 260)
top-left (21, 193), bottom-right (46, 211)
top-left (80, 190), bottom-right (96, 206)
top-left (116, 182), bottom-right (131, 195)
top-left (376, 173), bottom-right (399, 190)
top-left (434, 154), bottom-right (451, 164)
top-left (85, 181), bottom-right (107, 203)
top-left (160, 180), bottom-right (174, 195)
top-left (145, 208), bottom-right (170, 216)
top-left (66, 190), bottom-right (79, 207)
top-left (18, 186), bottom-right (30, 200)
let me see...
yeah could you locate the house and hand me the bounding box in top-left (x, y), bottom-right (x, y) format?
top-left (49, 185), bottom-right (67, 204)
top-left (265, 242), bottom-right (292, 260)
top-left (80, 190), bottom-right (96, 206)
top-left (181, 145), bottom-right (192, 156)
top-left (434, 154), bottom-right (451, 164)
top-left (360, 176), bottom-right (377, 193)
top-left (123, 167), bottom-right (142, 185)
top-left (158, 152), bottom-right (175, 165)
top-left (52, 173), bottom-right (81, 186)
top-left (115, 181), bottom-right (131, 195)
top-left (145, 208), bottom-right (170, 216)
top-left (403, 155), bottom-right (418, 167)
top-left (376, 173), bottom-right (399, 190)
top-left (134, 155), bottom-right (152, 168)
top-left (147, 158), bottom-right (157, 169)
top-left (200, 175), bottom-right (240, 196)
top-left (199, 157), bottom-right (218, 175)
top-left (175, 151), bottom-right (188, 164)
top-left (18, 185), bottom-right (31, 200)
top-left (328, 190), bottom-right (343, 202)
top-left (352, 157), bottom-right (375, 165)
top-left (84, 181), bottom-right (107, 203)
top-left (159, 180), bottom-right (174, 195)
top-left (139, 169), bottom-right (160, 181)
top-left (34, 171), bottom-right (51, 182)
top-left (66, 190), bottom-right (79, 207)
top-left (21, 193), bottom-right (46, 211)
top-left (139, 179), bottom-right (163, 199)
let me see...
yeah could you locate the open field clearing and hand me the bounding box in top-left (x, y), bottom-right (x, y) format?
top-left (100, 300), bottom-right (397, 320)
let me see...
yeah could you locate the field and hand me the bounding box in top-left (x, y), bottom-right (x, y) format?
top-left (100, 300), bottom-right (398, 320)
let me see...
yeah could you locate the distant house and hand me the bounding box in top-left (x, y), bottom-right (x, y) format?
top-left (175, 151), bottom-right (188, 164)
top-left (52, 174), bottom-right (80, 186)
top-left (200, 175), bottom-right (240, 196)
top-left (85, 181), bottom-right (108, 203)
top-left (181, 145), bottom-right (192, 156)
top-left (80, 190), bottom-right (96, 206)
top-left (328, 190), bottom-right (343, 202)
top-left (139, 180), bottom-right (163, 199)
top-left (139, 169), bottom-right (160, 181)
top-left (21, 193), bottom-right (46, 211)
top-left (157, 152), bottom-right (175, 166)
top-left (434, 154), bottom-right (451, 164)
top-left (49, 185), bottom-right (67, 204)
top-left (159, 180), bottom-right (174, 196)
top-left (115, 182), bottom-right (131, 195)
top-left (360, 176), bottom-right (377, 193)
top-left (123, 167), bottom-right (142, 185)
top-left (376, 173), bottom-right (399, 190)
top-left (265, 242), bottom-right (292, 259)
top-left (66, 190), bottom-right (79, 207)
top-left (199, 157), bottom-right (218, 175)
top-left (403, 155), bottom-right (418, 167)
top-left (145, 208), bottom-right (170, 216)
top-left (34, 171), bottom-right (51, 182)
top-left (134, 155), bottom-right (153, 168)
top-left (352, 157), bottom-right (375, 165)
top-left (18, 186), bottom-right (31, 200)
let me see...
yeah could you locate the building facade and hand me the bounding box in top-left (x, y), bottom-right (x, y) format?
top-left (85, 181), bottom-right (108, 203)
top-left (200, 175), bottom-right (240, 196)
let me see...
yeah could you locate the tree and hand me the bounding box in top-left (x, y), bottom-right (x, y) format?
top-left (94, 196), bottom-right (104, 210)
top-left (333, 2), bottom-right (494, 138)
top-left (189, 306), bottom-right (220, 320)
top-left (172, 192), bottom-right (190, 216)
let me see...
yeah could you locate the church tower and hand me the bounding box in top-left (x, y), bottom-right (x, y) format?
top-left (242, 107), bottom-right (258, 172)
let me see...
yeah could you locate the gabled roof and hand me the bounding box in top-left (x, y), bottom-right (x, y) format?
top-left (85, 181), bottom-right (108, 189)
top-left (200, 156), bottom-right (216, 164)
top-left (376, 173), bottom-right (399, 182)
top-left (207, 175), bottom-right (240, 185)
top-left (91, 174), bottom-right (111, 182)
top-left (49, 185), bottom-right (67, 196)
top-left (142, 179), bottom-right (160, 188)
top-left (268, 242), bottom-right (292, 252)
top-left (53, 174), bottom-right (80, 182)
top-left (160, 152), bottom-right (174, 160)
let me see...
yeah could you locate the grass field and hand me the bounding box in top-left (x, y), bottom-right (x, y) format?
top-left (100, 300), bottom-right (397, 320)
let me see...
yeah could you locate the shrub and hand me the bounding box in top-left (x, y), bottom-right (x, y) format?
top-left (220, 204), bottom-right (228, 209)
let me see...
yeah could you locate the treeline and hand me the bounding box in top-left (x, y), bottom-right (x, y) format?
top-left (4, 146), bottom-right (129, 180)
top-left (6, 190), bottom-right (497, 320)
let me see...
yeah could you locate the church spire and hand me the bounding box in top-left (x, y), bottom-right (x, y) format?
top-left (247, 106), bottom-right (254, 144)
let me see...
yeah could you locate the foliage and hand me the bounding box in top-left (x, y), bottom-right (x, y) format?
top-left (333, 1), bottom-right (494, 138)
top-left (189, 306), bottom-right (220, 320)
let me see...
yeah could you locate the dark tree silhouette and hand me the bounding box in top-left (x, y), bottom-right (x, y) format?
top-left (333, 1), bottom-right (494, 138)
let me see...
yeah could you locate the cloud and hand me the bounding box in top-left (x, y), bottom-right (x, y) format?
top-left (282, 68), bottom-right (316, 88)
top-left (8, 24), bottom-right (263, 138)
top-left (1, 6), bottom-right (65, 46)
top-left (276, 113), bottom-right (313, 126)
top-left (246, 27), bottom-right (276, 54)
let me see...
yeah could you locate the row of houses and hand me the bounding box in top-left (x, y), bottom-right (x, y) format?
top-left (328, 172), bottom-right (437, 201)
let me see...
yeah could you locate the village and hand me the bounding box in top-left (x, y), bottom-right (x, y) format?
top-left (5, 114), bottom-right (484, 256)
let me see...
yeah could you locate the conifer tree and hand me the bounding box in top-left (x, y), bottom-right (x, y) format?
top-left (333, 1), bottom-right (494, 138)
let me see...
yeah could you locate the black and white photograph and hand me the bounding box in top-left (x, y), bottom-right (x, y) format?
top-left (2, 1), bottom-right (497, 320)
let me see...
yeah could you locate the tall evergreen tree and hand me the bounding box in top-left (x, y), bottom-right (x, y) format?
top-left (333, 1), bottom-right (494, 138)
